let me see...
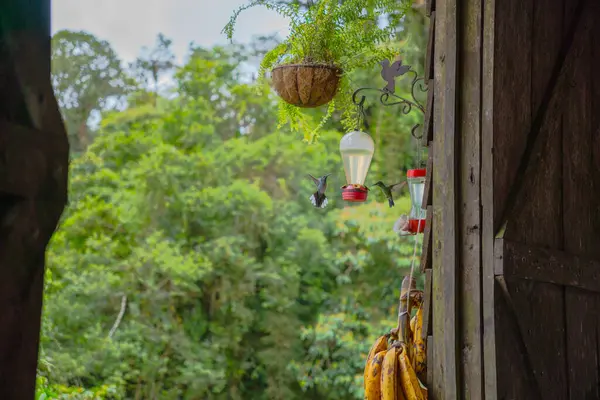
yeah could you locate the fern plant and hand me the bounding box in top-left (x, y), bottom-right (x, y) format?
top-left (223, 0), bottom-right (412, 142)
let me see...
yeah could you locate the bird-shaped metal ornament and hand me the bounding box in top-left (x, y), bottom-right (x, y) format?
top-left (307, 173), bottom-right (332, 209)
top-left (372, 181), bottom-right (407, 208)
top-left (380, 59), bottom-right (411, 93)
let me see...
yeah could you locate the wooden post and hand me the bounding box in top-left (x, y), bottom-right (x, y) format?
top-left (0, 0), bottom-right (69, 397)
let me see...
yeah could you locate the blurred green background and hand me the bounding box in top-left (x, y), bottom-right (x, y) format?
top-left (37, 3), bottom-right (428, 399)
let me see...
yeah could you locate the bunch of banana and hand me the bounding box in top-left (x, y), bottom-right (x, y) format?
top-left (363, 338), bottom-right (428, 399)
top-left (363, 276), bottom-right (428, 400)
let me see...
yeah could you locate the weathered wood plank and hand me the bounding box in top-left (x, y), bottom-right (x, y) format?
top-left (494, 277), bottom-right (542, 400)
top-left (506, 0), bottom-right (563, 246)
top-left (563, 2), bottom-right (600, 397)
top-left (458, 0), bottom-right (483, 396)
top-left (430, 0), bottom-right (446, 395)
top-left (481, 0), bottom-right (497, 397)
top-left (496, 0), bottom-right (590, 234)
top-left (421, 268), bottom-right (432, 340)
top-left (422, 149), bottom-right (432, 208)
top-left (426, 335), bottom-right (433, 387)
top-left (424, 13), bottom-right (435, 81)
top-left (500, 239), bottom-right (600, 293)
top-left (492, 0), bottom-right (533, 232)
top-left (431, 0), bottom-right (458, 396)
top-left (504, 2), bottom-right (568, 398)
top-left (422, 79), bottom-right (434, 147)
top-left (565, 288), bottom-right (599, 399)
top-left (509, 277), bottom-right (567, 399)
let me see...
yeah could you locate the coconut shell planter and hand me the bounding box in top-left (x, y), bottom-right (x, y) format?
top-left (271, 64), bottom-right (342, 108)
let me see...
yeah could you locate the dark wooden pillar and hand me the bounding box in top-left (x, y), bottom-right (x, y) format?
top-left (0, 0), bottom-right (69, 397)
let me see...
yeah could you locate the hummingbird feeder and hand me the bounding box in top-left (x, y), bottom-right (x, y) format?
top-left (406, 168), bottom-right (427, 234)
top-left (339, 130), bottom-right (375, 202)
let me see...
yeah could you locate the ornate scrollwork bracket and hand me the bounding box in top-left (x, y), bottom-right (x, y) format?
top-left (352, 59), bottom-right (428, 139)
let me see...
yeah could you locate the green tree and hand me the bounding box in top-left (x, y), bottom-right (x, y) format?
top-left (51, 30), bottom-right (132, 152)
top-left (130, 34), bottom-right (176, 106)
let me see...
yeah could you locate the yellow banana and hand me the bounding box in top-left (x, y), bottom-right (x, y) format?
top-left (412, 302), bottom-right (427, 375)
top-left (381, 346), bottom-right (405, 400)
top-left (410, 314), bottom-right (417, 338)
top-left (364, 335), bottom-right (388, 387)
top-left (364, 350), bottom-right (386, 400)
top-left (398, 343), bottom-right (425, 400)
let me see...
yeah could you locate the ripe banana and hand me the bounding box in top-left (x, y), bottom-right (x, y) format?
top-left (412, 301), bottom-right (427, 375)
top-left (398, 343), bottom-right (425, 400)
top-left (381, 346), bottom-right (405, 400)
top-left (364, 350), bottom-right (386, 400)
top-left (365, 335), bottom-right (388, 365)
top-left (364, 335), bottom-right (388, 390)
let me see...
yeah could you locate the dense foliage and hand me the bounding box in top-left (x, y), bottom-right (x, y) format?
top-left (38, 8), bottom-right (427, 398)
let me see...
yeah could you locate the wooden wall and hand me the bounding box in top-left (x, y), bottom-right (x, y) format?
top-left (0, 0), bottom-right (69, 397)
top-left (493, 0), bottom-right (600, 398)
top-left (429, 0), bottom-right (600, 398)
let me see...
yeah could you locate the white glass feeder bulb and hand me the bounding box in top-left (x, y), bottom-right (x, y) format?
top-left (339, 130), bottom-right (375, 186)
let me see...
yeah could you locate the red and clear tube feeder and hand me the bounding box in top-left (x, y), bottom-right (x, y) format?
top-left (339, 130), bottom-right (375, 203)
top-left (407, 168), bottom-right (426, 234)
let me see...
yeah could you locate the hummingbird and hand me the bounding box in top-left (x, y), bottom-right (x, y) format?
top-left (307, 173), bottom-right (332, 209)
top-left (372, 181), bottom-right (407, 208)
top-left (380, 59), bottom-right (411, 93)
top-left (393, 214), bottom-right (410, 236)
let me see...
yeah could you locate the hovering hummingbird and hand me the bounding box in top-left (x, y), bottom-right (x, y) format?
top-left (307, 173), bottom-right (332, 209)
top-left (372, 181), bottom-right (407, 208)
top-left (380, 59), bottom-right (411, 93)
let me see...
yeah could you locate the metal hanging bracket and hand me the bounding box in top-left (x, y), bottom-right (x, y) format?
top-left (352, 58), bottom-right (428, 139)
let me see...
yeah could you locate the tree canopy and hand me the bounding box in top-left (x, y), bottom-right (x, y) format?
top-left (38, 10), bottom-right (427, 399)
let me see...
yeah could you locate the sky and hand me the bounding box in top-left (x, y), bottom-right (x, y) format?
top-left (51, 0), bottom-right (291, 64)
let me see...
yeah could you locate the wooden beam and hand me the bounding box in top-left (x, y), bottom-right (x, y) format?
top-left (431, 0), bottom-right (459, 396)
top-left (562, 1), bottom-right (599, 398)
top-left (419, 206), bottom-right (433, 272)
top-left (0, 1), bottom-right (67, 397)
top-left (497, 239), bottom-right (600, 293)
top-left (481, 0), bottom-right (498, 397)
top-left (457, 0), bottom-right (483, 395)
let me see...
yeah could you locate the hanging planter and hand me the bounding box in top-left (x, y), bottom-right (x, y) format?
top-left (271, 64), bottom-right (342, 108)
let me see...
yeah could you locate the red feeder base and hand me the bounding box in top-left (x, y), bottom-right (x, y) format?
top-left (408, 218), bottom-right (426, 234)
top-left (341, 185), bottom-right (369, 202)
